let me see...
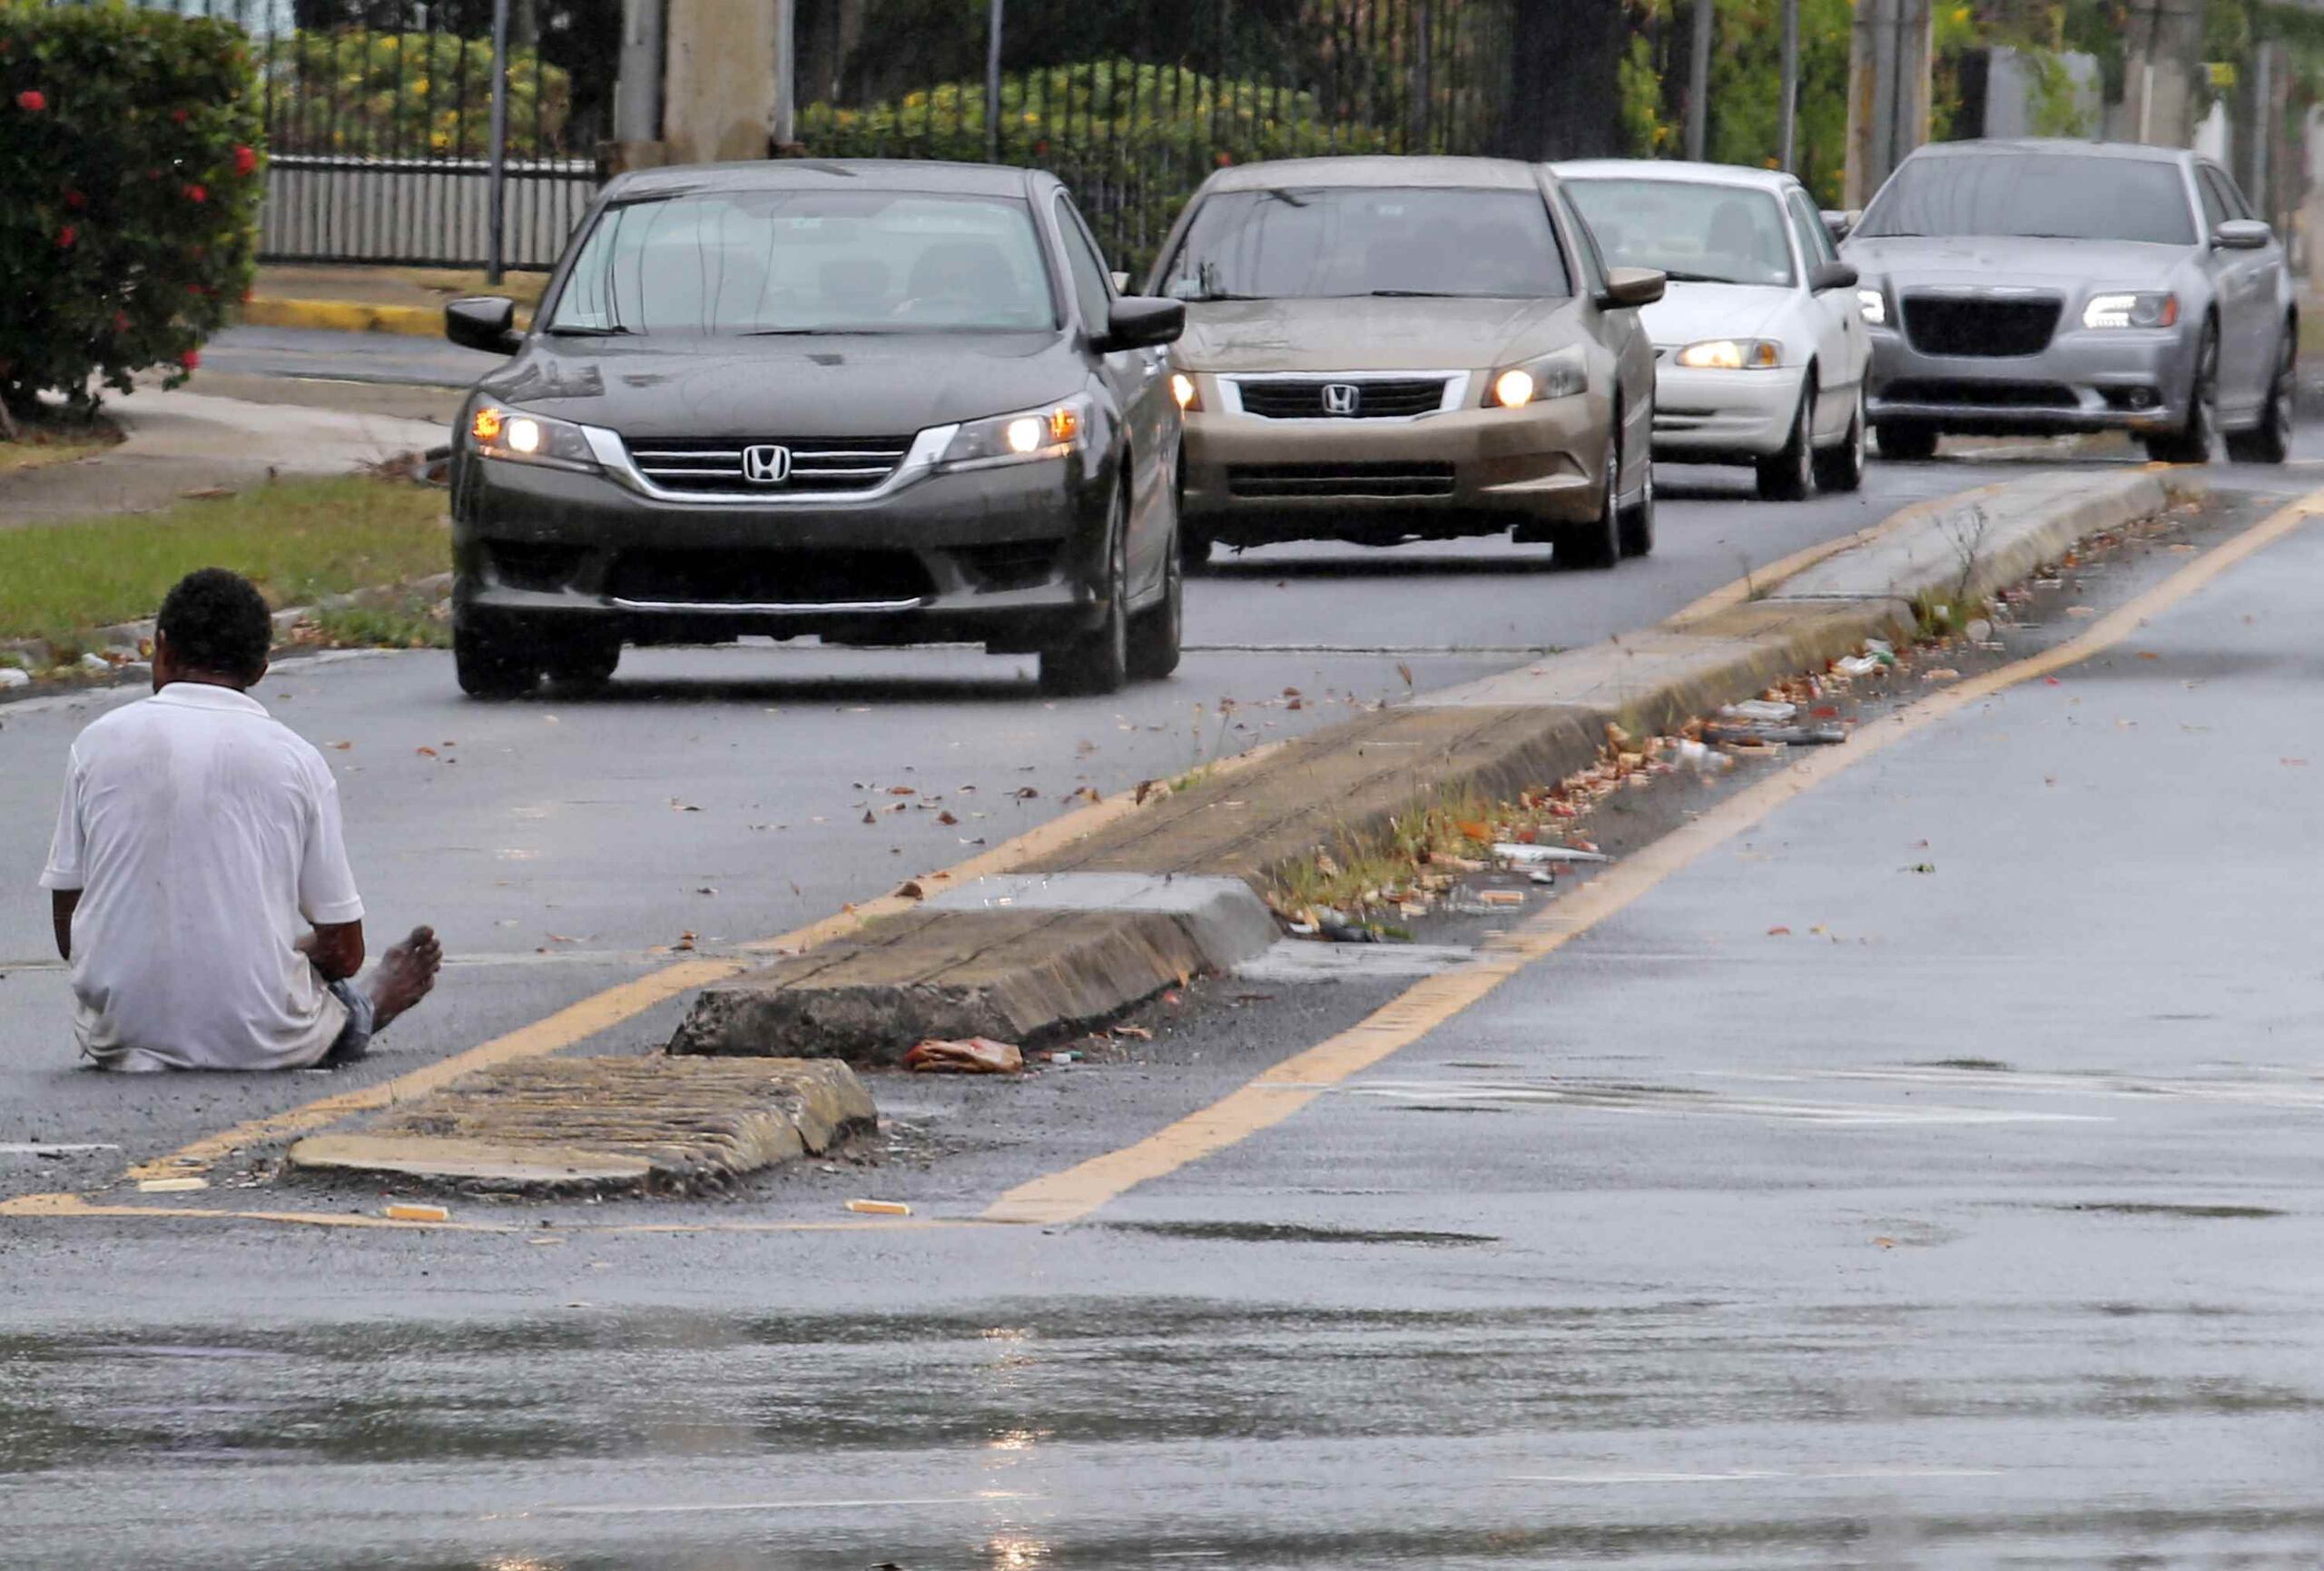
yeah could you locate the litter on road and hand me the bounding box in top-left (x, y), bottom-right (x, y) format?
top-left (384, 1203), bottom-right (449, 1222)
top-left (1492, 843), bottom-right (1611, 865)
top-left (903, 1036), bottom-right (1025, 1074)
top-left (844, 1199), bottom-right (911, 1216)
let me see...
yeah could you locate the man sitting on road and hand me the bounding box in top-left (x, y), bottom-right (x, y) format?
top-left (38, 568), bottom-right (440, 1072)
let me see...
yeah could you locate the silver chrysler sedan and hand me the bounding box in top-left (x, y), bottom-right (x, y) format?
top-left (1843, 139), bottom-right (2294, 465)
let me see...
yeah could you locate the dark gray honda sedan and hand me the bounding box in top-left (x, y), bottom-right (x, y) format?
top-left (442, 159), bottom-right (1185, 697)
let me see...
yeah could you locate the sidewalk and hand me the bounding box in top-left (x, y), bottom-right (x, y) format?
top-left (0, 387), bottom-right (446, 525)
top-left (243, 263), bottom-right (547, 338)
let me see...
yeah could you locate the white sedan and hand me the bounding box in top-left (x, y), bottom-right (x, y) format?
top-left (1556, 160), bottom-right (1872, 499)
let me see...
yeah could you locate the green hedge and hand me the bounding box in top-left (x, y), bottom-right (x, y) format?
top-left (0, 3), bottom-right (262, 416)
top-left (264, 32), bottom-right (572, 160)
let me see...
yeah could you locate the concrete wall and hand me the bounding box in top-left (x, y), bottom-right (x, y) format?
top-left (660, 0), bottom-right (779, 163)
top-left (260, 156), bottom-right (598, 271)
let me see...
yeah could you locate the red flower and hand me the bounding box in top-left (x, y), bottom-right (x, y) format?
top-left (1215, 151), bottom-right (1233, 167)
top-left (183, 183), bottom-right (207, 203)
top-left (233, 144), bottom-right (257, 177)
top-left (15, 89), bottom-right (44, 113)
top-left (147, 168), bottom-right (162, 181)
top-left (113, 312), bottom-right (130, 334)
top-left (64, 188), bottom-right (84, 210)
top-left (55, 225), bottom-right (74, 249)
top-left (170, 107), bottom-right (188, 124)
top-left (180, 350), bottom-right (201, 371)
top-left (187, 282), bottom-right (207, 297)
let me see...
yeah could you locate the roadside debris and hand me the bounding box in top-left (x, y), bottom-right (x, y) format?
top-left (135, 1177), bottom-right (207, 1192)
top-left (845, 1199), bottom-right (911, 1216)
top-left (1492, 843), bottom-right (1610, 865)
top-left (903, 1036), bottom-right (1024, 1074)
top-left (384, 1203), bottom-right (449, 1223)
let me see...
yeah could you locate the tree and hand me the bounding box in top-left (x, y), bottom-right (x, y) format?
top-left (1501, 0), bottom-right (1629, 158)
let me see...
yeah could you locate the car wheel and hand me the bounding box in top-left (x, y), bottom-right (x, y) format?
top-left (1180, 523), bottom-right (1215, 572)
top-left (542, 627), bottom-right (622, 692)
top-left (1876, 422), bottom-right (1939, 461)
top-left (1619, 451), bottom-right (1656, 558)
top-left (1039, 489), bottom-right (1130, 697)
top-left (453, 608), bottom-right (538, 699)
top-left (1757, 377), bottom-right (1817, 501)
top-left (1127, 520), bottom-right (1184, 681)
top-left (2146, 322), bottom-right (2220, 465)
top-left (2225, 326), bottom-right (2295, 465)
top-left (1813, 385), bottom-right (1867, 493)
top-left (1554, 432), bottom-right (1623, 570)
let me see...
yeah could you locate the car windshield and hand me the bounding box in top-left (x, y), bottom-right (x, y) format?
top-left (1856, 153), bottom-right (2197, 246)
top-left (1158, 185), bottom-right (1569, 301)
top-left (546, 189), bottom-right (1058, 335)
top-left (1566, 179), bottom-right (1795, 287)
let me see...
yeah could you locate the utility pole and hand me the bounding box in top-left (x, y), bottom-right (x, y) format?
top-left (1843, 0), bottom-right (1931, 209)
top-left (1777, 0), bottom-right (1799, 173)
top-left (486, 0), bottom-right (510, 283)
top-left (1684, 0), bottom-right (1713, 163)
top-left (773, 0), bottom-right (796, 149)
top-left (985, 0), bottom-right (1003, 163)
top-left (2120, 0), bottom-right (2201, 148)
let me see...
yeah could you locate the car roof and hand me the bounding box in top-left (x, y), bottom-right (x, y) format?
top-left (1907, 137), bottom-right (2191, 167)
top-left (1552, 158), bottom-right (1800, 194)
top-left (605, 158), bottom-right (1043, 202)
top-left (1200, 155), bottom-right (1546, 193)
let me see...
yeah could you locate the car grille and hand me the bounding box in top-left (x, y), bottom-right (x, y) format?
top-left (606, 549), bottom-right (933, 607)
top-left (487, 541), bottom-right (587, 591)
top-left (1235, 379), bottom-right (1449, 419)
top-left (624, 436), bottom-right (913, 495)
top-left (1227, 462), bottom-right (1457, 499)
top-left (1885, 378), bottom-right (2079, 409)
top-left (1901, 297), bottom-right (2062, 358)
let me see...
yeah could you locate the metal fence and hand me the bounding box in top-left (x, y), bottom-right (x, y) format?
top-left (793, 0), bottom-right (1521, 273)
top-left (69, 0), bottom-right (615, 271)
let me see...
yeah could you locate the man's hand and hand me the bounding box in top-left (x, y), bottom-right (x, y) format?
top-left (50, 889), bottom-right (79, 962)
top-left (300, 920), bottom-right (365, 983)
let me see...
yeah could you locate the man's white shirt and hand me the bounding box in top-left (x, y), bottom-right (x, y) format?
top-left (40, 683), bottom-right (365, 1072)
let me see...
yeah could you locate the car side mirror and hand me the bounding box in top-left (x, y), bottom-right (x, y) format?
top-left (1809, 260), bottom-right (1859, 293)
top-left (1821, 209), bottom-right (1856, 243)
top-left (1110, 271), bottom-right (1132, 293)
top-left (1097, 296), bottom-right (1185, 352)
top-left (1598, 266), bottom-right (1665, 310)
top-left (447, 296), bottom-right (522, 355)
top-left (2214, 218), bottom-right (2272, 251)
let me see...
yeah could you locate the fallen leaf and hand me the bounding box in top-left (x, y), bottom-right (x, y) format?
top-left (862, 809), bottom-right (877, 825)
top-left (936, 810), bottom-right (960, 825)
top-left (673, 932), bottom-right (697, 952)
top-left (1396, 661), bottom-right (1414, 688)
top-left (1113, 1024), bottom-right (1153, 1040)
top-left (2136, 650), bottom-right (2160, 660)
top-left (2284, 758), bottom-right (2310, 767)
top-left (2065, 606), bottom-right (2096, 618)
top-left (1768, 925), bottom-right (1792, 936)
top-left (888, 785), bottom-right (915, 795)
top-left (415, 746), bottom-right (438, 757)
top-left (330, 741), bottom-right (353, 751)
top-left (895, 880), bottom-right (926, 900)
top-left (1874, 1236), bottom-right (1897, 1250)
top-left (1071, 786), bottom-right (1101, 804)
top-left (1134, 778), bottom-right (1158, 805)
top-left (1013, 786), bottom-right (1039, 799)
top-left (1454, 818), bottom-right (1492, 844)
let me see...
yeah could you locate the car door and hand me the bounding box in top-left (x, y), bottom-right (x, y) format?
top-left (2197, 163), bottom-right (2271, 413)
top-left (1787, 187), bottom-right (1866, 440)
top-left (1052, 192), bottom-right (1170, 598)
top-left (1551, 183), bottom-right (1652, 496)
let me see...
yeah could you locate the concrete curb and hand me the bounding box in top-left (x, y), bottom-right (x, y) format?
top-left (667, 468), bottom-right (2191, 1066)
top-left (240, 296), bottom-right (531, 338)
top-left (2, 572), bottom-right (452, 682)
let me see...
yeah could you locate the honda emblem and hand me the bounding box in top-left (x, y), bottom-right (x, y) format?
top-left (741, 444), bottom-right (793, 484)
top-left (1320, 382), bottom-right (1361, 417)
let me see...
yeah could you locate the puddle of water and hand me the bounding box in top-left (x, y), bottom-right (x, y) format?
top-left (1106, 1220), bottom-right (1498, 1248)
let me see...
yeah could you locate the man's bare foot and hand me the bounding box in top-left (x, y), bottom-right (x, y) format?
top-left (365, 925), bottom-right (441, 1033)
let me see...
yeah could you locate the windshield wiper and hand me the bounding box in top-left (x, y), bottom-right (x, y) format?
top-left (1653, 270), bottom-right (1735, 284)
top-left (1365, 289), bottom-right (1469, 298)
top-left (738, 328), bottom-right (851, 337)
top-left (546, 323), bottom-right (633, 337)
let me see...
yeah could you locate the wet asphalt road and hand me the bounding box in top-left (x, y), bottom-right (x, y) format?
top-left (7, 395), bottom-right (2324, 1563)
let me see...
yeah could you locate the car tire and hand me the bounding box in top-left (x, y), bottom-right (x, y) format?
top-left (1039, 489), bottom-right (1130, 697)
top-left (1554, 432), bottom-right (1623, 570)
top-left (542, 627), bottom-right (622, 691)
top-left (453, 608), bottom-right (538, 699)
top-left (1619, 450), bottom-right (1656, 558)
top-left (2225, 325), bottom-right (2295, 465)
top-left (1757, 378), bottom-right (1817, 501)
top-left (1127, 522), bottom-right (1184, 681)
top-left (1813, 386), bottom-right (1867, 493)
top-left (1876, 422), bottom-right (1939, 461)
top-left (1180, 524), bottom-right (1215, 572)
top-left (2146, 322), bottom-right (2220, 466)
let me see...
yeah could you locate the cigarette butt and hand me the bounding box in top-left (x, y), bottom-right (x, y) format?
top-left (1478, 889), bottom-right (1525, 907)
top-left (384, 1203), bottom-right (449, 1222)
top-left (845, 1199), bottom-right (911, 1216)
top-left (136, 1176), bottom-right (208, 1193)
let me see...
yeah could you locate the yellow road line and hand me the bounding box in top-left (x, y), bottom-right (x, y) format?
top-left (984, 487), bottom-right (2324, 1226)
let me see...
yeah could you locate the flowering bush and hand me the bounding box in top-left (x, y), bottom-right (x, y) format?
top-left (0, 5), bottom-right (262, 420)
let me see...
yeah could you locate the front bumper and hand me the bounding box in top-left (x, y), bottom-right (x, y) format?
top-left (1177, 373), bottom-right (1602, 544)
top-left (1650, 363), bottom-right (1805, 460)
top-left (1865, 324), bottom-right (2196, 436)
top-left (450, 449), bottom-right (1112, 650)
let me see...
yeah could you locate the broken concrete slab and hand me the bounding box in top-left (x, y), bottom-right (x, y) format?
top-left (924, 872), bottom-right (1279, 966)
top-left (670, 906), bottom-right (1216, 1064)
top-left (286, 1057), bottom-right (874, 1195)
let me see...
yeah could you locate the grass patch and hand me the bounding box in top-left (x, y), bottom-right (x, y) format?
top-left (298, 591), bottom-right (451, 651)
top-left (0, 410), bottom-right (123, 475)
top-left (0, 476), bottom-right (448, 645)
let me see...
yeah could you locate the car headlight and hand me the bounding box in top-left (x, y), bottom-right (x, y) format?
top-left (1487, 349), bottom-right (1587, 408)
top-left (1169, 372), bottom-right (1200, 411)
top-left (939, 394), bottom-right (1093, 470)
top-left (468, 402), bottom-right (598, 472)
top-left (2083, 291), bottom-right (2180, 330)
top-left (1856, 288), bottom-right (1887, 326)
top-left (1675, 338), bottom-right (1782, 371)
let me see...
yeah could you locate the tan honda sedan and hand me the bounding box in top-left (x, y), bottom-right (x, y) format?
top-left (1150, 156), bottom-right (1663, 568)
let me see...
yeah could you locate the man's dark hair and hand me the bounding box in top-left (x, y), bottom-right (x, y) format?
top-left (157, 568), bottom-right (271, 683)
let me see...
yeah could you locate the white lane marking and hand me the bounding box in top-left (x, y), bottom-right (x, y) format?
top-left (1345, 1078), bottom-right (2108, 1126)
top-left (1184, 643), bottom-right (1557, 655)
top-left (521, 1491), bottom-right (1038, 1517)
top-left (1713, 1066), bottom-right (2324, 1112)
top-left (1503, 1467), bottom-right (2004, 1487)
top-left (0, 1142), bottom-right (120, 1156)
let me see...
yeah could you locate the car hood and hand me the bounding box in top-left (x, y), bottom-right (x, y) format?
top-left (1173, 296), bottom-right (1589, 373)
top-left (1637, 282), bottom-right (1790, 348)
top-left (474, 331), bottom-right (1081, 439)
top-left (1842, 233), bottom-right (2191, 291)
